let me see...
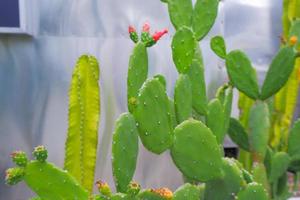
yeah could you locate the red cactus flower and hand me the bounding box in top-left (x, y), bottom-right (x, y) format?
top-left (128, 26), bottom-right (136, 34)
top-left (142, 22), bottom-right (150, 33)
top-left (153, 29), bottom-right (168, 42)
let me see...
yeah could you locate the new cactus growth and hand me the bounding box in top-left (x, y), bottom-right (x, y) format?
top-left (5, 0), bottom-right (300, 199)
top-left (11, 151), bottom-right (28, 167)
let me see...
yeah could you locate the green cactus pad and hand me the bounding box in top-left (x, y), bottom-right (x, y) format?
top-left (154, 74), bottom-right (167, 90)
top-left (64, 55), bottom-right (100, 192)
top-left (206, 98), bottom-right (225, 144)
top-left (210, 36), bottom-right (227, 59)
top-left (228, 118), bottom-right (250, 151)
top-left (249, 102), bottom-right (270, 161)
top-left (276, 173), bottom-right (290, 198)
top-left (24, 161), bottom-right (88, 200)
top-left (288, 155), bottom-right (300, 172)
top-left (174, 74), bottom-right (192, 123)
top-left (169, 98), bottom-right (178, 128)
top-left (192, 0), bottom-right (219, 40)
top-left (173, 183), bottom-right (200, 200)
top-left (134, 78), bottom-right (173, 154)
top-left (225, 50), bottom-right (260, 100)
top-left (112, 113), bottom-right (139, 192)
top-left (260, 46), bottom-right (296, 100)
top-left (187, 46), bottom-right (207, 115)
top-left (111, 193), bottom-right (131, 200)
top-left (219, 86), bottom-right (233, 133)
top-left (171, 119), bottom-right (223, 182)
top-left (269, 152), bottom-right (290, 183)
top-left (172, 27), bottom-right (197, 74)
top-left (204, 158), bottom-right (246, 200)
top-left (137, 190), bottom-right (167, 200)
top-left (236, 183), bottom-right (268, 200)
top-left (127, 43), bottom-right (148, 112)
top-left (252, 163), bottom-right (270, 195)
top-left (288, 119), bottom-right (300, 158)
top-left (162, 0), bottom-right (193, 30)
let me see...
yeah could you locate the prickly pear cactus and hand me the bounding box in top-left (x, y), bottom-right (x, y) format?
top-left (192, 0), bottom-right (219, 40)
top-left (172, 27), bottom-right (197, 74)
top-left (127, 43), bottom-right (148, 113)
top-left (173, 183), bottom-right (200, 200)
top-left (171, 119), bottom-right (223, 182)
top-left (261, 46), bottom-right (297, 100)
top-left (225, 50), bottom-right (260, 100)
top-left (134, 78), bottom-right (173, 154)
top-left (161, 0), bottom-right (193, 30)
top-left (112, 113), bottom-right (139, 192)
top-left (236, 183), bottom-right (268, 200)
top-left (204, 158), bottom-right (247, 200)
top-left (228, 118), bottom-right (250, 151)
top-left (187, 45), bottom-right (207, 115)
top-left (249, 102), bottom-right (270, 162)
top-left (206, 98), bottom-right (225, 144)
top-left (174, 74), bottom-right (192, 123)
top-left (6, 147), bottom-right (89, 200)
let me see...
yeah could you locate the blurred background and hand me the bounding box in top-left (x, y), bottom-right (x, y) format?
top-left (0, 0), bottom-right (298, 199)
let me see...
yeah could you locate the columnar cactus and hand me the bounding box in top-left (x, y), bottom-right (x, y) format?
top-left (4, 0), bottom-right (300, 200)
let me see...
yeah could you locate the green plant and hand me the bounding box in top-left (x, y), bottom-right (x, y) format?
top-left (5, 0), bottom-right (300, 200)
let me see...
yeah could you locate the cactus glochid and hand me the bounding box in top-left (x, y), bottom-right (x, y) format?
top-left (4, 0), bottom-right (300, 200)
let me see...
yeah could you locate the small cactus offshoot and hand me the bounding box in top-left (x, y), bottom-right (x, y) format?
top-left (127, 181), bottom-right (141, 196)
top-left (5, 168), bottom-right (25, 185)
top-left (96, 180), bottom-right (112, 197)
top-left (11, 151), bottom-right (28, 167)
top-left (32, 145), bottom-right (48, 162)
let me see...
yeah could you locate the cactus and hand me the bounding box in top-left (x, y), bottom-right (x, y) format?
top-left (210, 35), bottom-right (227, 59)
top-left (249, 102), bottom-right (270, 162)
top-left (204, 158), bottom-right (247, 200)
top-left (288, 119), bottom-right (300, 158)
top-left (133, 78), bottom-right (173, 154)
top-left (11, 151), bottom-right (28, 167)
top-left (269, 152), bottom-right (290, 183)
top-left (236, 183), bottom-right (268, 200)
top-left (7, 147), bottom-right (89, 200)
top-left (173, 183), bottom-right (200, 200)
top-left (161, 0), bottom-right (193, 30)
top-left (174, 74), bottom-right (192, 123)
top-left (206, 98), bottom-right (225, 144)
top-left (192, 0), bottom-right (219, 40)
top-left (187, 45), bottom-right (207, 115)
top-left (228, 118), bottom-right (250, 151)
top-left (127, 43), bottom-right (148, 113)
top-left (5, 0), bottom-right (300, 199)
top-left (172, 27), bottom-right (197, 74)
top-left (260, 46), bottom-right (297, 100)
top-left (112, 113), bottom-right (139, 192)
top-left (171, 119), bottom-right (223, 182)
top-left (64, 55), bottom-right (100, 192)
top-left (225, 50), bottom-right (260, 100)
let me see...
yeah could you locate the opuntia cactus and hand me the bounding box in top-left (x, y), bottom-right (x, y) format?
top-left (5, 0), bottom-right (300, 199)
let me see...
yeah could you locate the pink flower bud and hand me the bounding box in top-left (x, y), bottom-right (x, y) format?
top-left (153, 29), bottom-right (168, 42)
top-left (128, 26), bottom-right (136, 34)
top-left (142, 22), bottom-right (150, 33)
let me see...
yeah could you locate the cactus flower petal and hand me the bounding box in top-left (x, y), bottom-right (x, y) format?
top-left (153, 29), bottom-right (168, 42)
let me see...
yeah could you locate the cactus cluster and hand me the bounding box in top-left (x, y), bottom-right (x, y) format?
top-left (4, 0), bottom-right (300, 199)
